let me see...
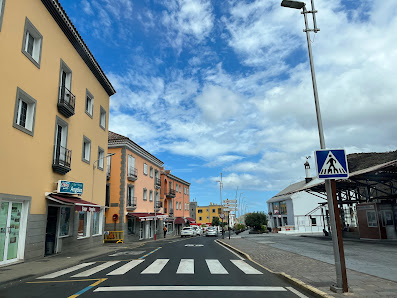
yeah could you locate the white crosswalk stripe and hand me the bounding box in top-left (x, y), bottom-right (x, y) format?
top-left (107, 260), bottom-right (144, 276)
top-left (72, 261), bottom-right (120, 277)
top-left (37, 262), bottom-right (95, 279)
top-left (177, 259), bottom-right (194, 274)
top-left (36, 258), bottom-right (264, 279)
top-left (206, 259), bottom-right (229, 274)
top-left (141, 259), bottom-right (169, 274)
top-left (230, 260), bottom-right (263, 275)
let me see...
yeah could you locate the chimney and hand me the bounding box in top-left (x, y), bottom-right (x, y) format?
top-left (304, 160), bottom-right (312, 183)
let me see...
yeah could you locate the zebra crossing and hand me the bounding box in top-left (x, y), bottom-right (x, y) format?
top-left (37, 258), bottom-right (263, 279)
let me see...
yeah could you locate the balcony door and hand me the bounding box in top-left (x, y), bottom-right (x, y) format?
top-left (128, 155), bottom-right (135, 175)
top-left (59, 61), bottom-right (72, 104)
top-left (55, 122), bottom-right (68, 163)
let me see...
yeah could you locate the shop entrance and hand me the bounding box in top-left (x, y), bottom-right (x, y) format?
top-left (0, 202), bottom-right (23, 265)
top-left (45, 206), bottom-right (58, 256)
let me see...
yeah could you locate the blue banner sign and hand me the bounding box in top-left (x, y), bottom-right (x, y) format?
top-left (57, 180), bottom-right (84, 195)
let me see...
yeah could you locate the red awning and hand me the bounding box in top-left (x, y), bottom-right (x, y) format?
top-left (47, 194), bottom-right (101, 212)
top-left (174, 217), bottom-right (185, 224)
top-left (186, 217), bottom-right (196, 223)
top-left (128, 213), bottom-right (167, 221)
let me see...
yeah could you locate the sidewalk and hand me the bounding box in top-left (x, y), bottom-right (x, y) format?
top-left (0, 235), bottom-right (179, 287)
top-left (218, 233), bottom-right (397, 298)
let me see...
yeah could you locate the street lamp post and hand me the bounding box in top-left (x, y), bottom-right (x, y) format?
top-left (281, 0), bottom-right (348, 293)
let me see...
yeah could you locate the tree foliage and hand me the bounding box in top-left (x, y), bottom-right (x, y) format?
top-left (211, 216), bottom-right (220, 226)
top-left (244, 212), bottom-right (268, 230)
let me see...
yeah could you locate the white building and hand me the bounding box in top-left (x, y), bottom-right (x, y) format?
top-left (267, 161), bottom-right (327, 234)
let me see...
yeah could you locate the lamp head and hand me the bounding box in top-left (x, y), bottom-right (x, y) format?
top-left (281, 0), bottom-right (305, 9)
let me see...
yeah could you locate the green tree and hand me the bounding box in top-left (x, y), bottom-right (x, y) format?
top-left (211, 216), bottom-right (220, 226)
top-left (244, 212), bottom-right (268, 231)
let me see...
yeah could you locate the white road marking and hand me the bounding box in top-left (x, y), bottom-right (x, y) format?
top-left (230, 260), bottom-right (263, 275)
top-left (107, 260), bottom-right (144, 276)
top-left (216, 240), bottom-right (244, 260)
top-left (177, 259), bottom-right (194, 274)
top-left (94, 286), bottom-right (287, 292)
top-left (141, 259), bottom-right (169, 274)
top-left (36, 262), bottom-right (95, 279)
top-left (286, 287), bottom-right (309, 298)
top-left (206, 259), bottom-right (228, 274)
top-left (72, 261), bottom-right (120, 277)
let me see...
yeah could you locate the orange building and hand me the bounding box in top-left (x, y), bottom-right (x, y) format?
top-left (161, 170), bottom-right (192, 235)
top-left (106, 132), bottom-right (165, 241)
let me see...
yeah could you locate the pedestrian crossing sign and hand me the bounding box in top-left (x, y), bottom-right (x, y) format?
top-left (315, 149), bottom-right (349, 179)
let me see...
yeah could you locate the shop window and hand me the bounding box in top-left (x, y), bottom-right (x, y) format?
top-left (366, 210), bottom-right (377, 227)
top-left (128, 218), bottom-right (135, 234)
top-left (283, 217), bottom-right (288, 226)
top-left (280, 201), bottom-right (287, 215)
top-left (59, 207), bottom-right (71, 237)
top-left (78, 211), bottom-right (90, 238)
top-left (92, 211), bottom-right (102, 236)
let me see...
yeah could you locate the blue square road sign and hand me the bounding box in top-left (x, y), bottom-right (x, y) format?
top-left (315, 149), bottom-right (349, 179)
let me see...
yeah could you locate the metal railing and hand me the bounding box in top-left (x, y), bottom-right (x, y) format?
top-left (127, 197), bottom-right (137, 208)
top-left (58, 86), bottom-right (76, 111)
top-left (53, 144), bottom-right (72, 168)
top-left (127, 167), bottom-right (138, 177)
top-left (155, 178), bottom-right (161, 186)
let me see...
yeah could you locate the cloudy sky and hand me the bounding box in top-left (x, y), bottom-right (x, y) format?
top-left (61, 0), bottom-right (397, 213)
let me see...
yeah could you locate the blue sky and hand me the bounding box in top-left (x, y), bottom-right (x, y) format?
top-left (60, 0), bottom-right (397, 213)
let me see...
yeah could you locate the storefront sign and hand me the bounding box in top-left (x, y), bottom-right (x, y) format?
top-left (75, 205), bottom-right (100, 212)
top-left (57, 180), bottom-right (84, 195)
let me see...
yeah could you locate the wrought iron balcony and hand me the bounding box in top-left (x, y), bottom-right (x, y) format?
top-left (52, 144), bottom-right (72, 174)
top-left (127, 167), bottom-right (138, 181)
top-left (166, 189), bottom-right (176, 198)
top-left (154, 201), bottom-right (162, 211)
top-left (155, 178), bottom-right (161, 188)
top-left (126, 197), bottom-right (137, 210)
top-left (57, 86), bottom-right (75, 118)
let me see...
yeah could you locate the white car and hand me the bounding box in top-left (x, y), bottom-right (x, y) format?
top-left (205, 227), bottom-right (218, 237)
top-left (181, 227), bottom-right (195, 237)
top-left (192, 226), bottom-right (203, 236)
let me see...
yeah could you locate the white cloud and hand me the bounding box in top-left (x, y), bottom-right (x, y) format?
top-left (205, 155), bottom-right (244, 167)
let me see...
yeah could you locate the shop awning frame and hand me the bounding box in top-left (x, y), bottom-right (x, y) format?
top-left (46, 193), bottom-right (101, 212)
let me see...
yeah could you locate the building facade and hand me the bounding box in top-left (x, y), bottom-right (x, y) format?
top-left (106, 131), bottom-right (165, 241)
top-left (160, 170), bottom-right (191, 235)
top-left (196, 203), bottom-right (223, 226)
top-left (0, 0), bottom-right (115, 266)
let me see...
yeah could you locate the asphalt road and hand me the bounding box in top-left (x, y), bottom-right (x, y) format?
top-left (0, 235), bottom-right (313, 298)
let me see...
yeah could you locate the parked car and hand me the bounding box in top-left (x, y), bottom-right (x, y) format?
top-left (181, 227), bottom-right (195, 237)
top-left (205, 227), bottom-right (218, 237)
top-left (191, 226), bottom-right (203, 236)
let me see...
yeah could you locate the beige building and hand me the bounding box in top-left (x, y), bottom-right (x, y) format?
top-left (0, 0), bottom-right (115, 265)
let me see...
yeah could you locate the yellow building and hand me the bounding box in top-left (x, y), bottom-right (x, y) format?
top-left (0, 0), bottom-right (115, 265)
top-left (196, 203), bottom-right (223, 225)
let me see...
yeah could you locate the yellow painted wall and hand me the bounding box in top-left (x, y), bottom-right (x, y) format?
top-left (105, 147), bottom-right (121, 224)
top-left (196, 204), bottom-right (223, 225)
top-left (0, 0), bottom-right (110, 214)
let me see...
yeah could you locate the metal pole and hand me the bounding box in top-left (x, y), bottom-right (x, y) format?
top-left (302, 4), bottom-right (347, 292)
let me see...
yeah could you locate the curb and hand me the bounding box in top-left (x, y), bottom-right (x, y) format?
top-left (216, 239), bottom-right (333, 298)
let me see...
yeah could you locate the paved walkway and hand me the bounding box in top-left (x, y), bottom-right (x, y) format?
top-left (219, 232), bottom-right (397, 297)
top-left (0, 235), bottom-right (179, 287)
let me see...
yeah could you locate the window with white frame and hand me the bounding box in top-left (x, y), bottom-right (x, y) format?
top-left (143, 188), bottom-right (147, 201)
top-left (143, 163), bottom-right (148, 175)
top-left (150, 167), bottom-right (153, 178)
top-left (82, 136), bottom-right (91, 163)
top-left (179, 202), bottom-right (182, 210)
top-left (13, 87), bottom-right (37, 136)
top-left (59, 207), bottom-right (71, 237)
top-left (128, 155), bottom-right (136, 176)
top-left (0, 0), bottom-right (5, 32)
top-left (179, 186), bottom-right (181, 193)
top-left (99, 106), bottom-right (106, 130)
top-left (149, 190), bottom-right (153, 202)
top-left (78, 211), bottom-right (90, 238)
top-left (85, 89), bottom-right (94, 117)
top-left (92, 210), bottom-right (102, 236)
top-left (184, 187), bottom-right (186, 194)
top-left (176, 183), bottom-right (178, 191)
top-left (97, 147), bottom-right (104, 170)
top-left (21, 18), bottom-right (43, 68)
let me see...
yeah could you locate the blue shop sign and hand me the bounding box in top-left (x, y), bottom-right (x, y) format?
top-left (57, 180), bottom-right (84, 195)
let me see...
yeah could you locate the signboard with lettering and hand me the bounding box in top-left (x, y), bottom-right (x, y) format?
top-left (57, 180), bottom-right (84, 195)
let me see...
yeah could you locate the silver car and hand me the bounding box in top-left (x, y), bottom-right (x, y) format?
top-left (205, 227), bottom-right (218, 237)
